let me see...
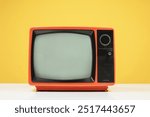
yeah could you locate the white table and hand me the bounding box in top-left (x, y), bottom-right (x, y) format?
top-left (0, 84), bottom-right (150, 100)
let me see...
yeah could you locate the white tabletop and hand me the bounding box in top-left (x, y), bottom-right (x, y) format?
top-left (0, 84), bottom-right (150, 100)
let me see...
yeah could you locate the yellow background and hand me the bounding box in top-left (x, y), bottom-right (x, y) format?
top-left (0, 0), bottom-right (150, 83)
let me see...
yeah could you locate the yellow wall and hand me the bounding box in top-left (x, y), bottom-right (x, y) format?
top-left (0, 0), bottom-right (150, 83)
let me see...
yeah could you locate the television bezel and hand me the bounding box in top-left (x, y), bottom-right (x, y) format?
top-left (31, 29), bottom-right (96, 82)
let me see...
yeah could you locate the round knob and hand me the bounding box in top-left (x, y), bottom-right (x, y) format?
top-left (99, 34), bottom-right (111, 46)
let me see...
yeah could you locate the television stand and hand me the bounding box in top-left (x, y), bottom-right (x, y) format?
top-left (36, 85), bottom-right (108, 91)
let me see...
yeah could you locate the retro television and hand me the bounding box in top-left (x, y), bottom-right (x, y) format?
top-left (29, 27), bottom-right (115, 91)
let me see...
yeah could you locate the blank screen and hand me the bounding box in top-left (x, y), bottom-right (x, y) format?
top-left (33, 33), bottom-right (92, 80)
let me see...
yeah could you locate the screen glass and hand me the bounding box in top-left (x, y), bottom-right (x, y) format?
top-left (33, 33), bottom-right (92, 81)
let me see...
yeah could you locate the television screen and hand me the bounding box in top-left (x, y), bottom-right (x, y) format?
top-left (33, 33), bottom-right (92, 81)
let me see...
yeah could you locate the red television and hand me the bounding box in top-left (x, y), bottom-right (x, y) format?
top-left (29, 27), bottom-right (115, 91)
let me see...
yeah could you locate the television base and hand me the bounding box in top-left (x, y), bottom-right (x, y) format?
top-left (36, 85), bottom-right (108, 91)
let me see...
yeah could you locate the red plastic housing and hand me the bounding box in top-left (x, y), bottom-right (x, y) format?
top-left (29, 27), bottom-right (115, 91)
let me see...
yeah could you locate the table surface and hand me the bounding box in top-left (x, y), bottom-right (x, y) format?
top-left (0, 84), bottom-right (150, 100)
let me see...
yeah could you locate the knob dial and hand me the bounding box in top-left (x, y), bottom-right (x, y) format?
top-left (99, 34), bottom-right (111, 46)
